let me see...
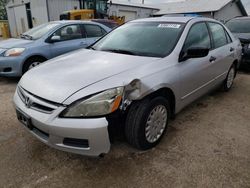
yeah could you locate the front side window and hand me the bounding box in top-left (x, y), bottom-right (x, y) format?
top-left (208, 22), bottom-right (228, 49)
top-left (183, 22), bottom-right (211, 52)
top-left (92, 22), bottom-right (185, 57)
top-left (52, 24), bottom-right (83, 42)
top-left (84, 24), bottom-right (106, 38)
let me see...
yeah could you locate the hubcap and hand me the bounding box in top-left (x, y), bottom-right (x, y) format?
top-left (227, 67), bottom-right (235, 88)
top-left (28, 62), bottom-right (41, 70)
top-left (145, 105), bottom-right (168, 143)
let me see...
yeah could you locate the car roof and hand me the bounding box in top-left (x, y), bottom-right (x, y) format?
top-left (130, 16), bottom-right (216, 23)
top-left (50, 20), bottom-right (101, 25)
top-left (229, 16), bottom-right (250, 21)
top-left (92, 19), bottom-right (117, 23)
top-left (130, 16), bottom-right (195, 23)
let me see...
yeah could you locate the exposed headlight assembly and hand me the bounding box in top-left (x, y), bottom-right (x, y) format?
top-left (61, 87), bottom-right (124, 118)
top-left (4, 48), bottom-right (25, 57)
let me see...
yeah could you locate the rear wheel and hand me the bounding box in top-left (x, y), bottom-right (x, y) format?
top-left (23, 57), bottom-right (46, 74)
top-left (223, 65), bottom-right (236, 91)
top-left (125, 97), bottom-right (170, 150)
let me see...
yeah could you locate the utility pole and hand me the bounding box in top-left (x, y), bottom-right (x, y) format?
top-left (142, 0), bottom-right (144, 4)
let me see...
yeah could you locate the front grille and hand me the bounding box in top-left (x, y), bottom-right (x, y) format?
top-left (17, 86), bottom-right (58, 114)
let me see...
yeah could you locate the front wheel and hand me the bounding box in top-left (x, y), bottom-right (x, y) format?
top-left (223, 65), bottom-right (236, 91)
top-left (23, 57), bottom-right (46, 74)
top-left (125, 97), bottom-right (170, 150)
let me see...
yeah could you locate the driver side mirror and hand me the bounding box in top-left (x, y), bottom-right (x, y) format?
top-left (49, 35), bottom-right (61, 43)
top-left (179, 47), bottom-right (209, 62)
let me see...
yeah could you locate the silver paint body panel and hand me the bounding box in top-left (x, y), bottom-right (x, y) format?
top-left (14, 17), bottom-right (242, 156)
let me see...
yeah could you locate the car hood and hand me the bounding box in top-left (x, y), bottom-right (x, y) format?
top-left (20, 49), bottom-right (160, 103)
top-left (0, 38), bottom-right (33, 49)
top-left (233, 33), bottom-right (250, 44)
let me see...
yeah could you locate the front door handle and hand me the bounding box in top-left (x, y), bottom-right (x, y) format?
top-left (209, 56), bottom-right (217, 62)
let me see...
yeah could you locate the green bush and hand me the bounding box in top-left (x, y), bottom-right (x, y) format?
top-left (0, 0), bottom-right (7, 20)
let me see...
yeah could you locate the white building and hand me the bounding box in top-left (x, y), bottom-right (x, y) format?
top-left (108, 0), bottom-right (159, 22)
top-left (6, 0), bottom-right (158, 37)
top-left (6, 0), bottom-right (80, 37)
top-left (153, 0), bottom-right (248, 22)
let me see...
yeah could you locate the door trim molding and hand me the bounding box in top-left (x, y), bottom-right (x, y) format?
top-left (181, 71), bottom-right (227, 100)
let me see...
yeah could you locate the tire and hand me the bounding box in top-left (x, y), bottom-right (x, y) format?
top-left (125, 96), bottom-right (170, 150)
top-left (22, 57), bottom-right (46, 74)
top-left (223, 64), bottom-right (236, 92)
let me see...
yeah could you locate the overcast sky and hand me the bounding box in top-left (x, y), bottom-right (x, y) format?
top-left (114, 0), bottom-right (250, 13)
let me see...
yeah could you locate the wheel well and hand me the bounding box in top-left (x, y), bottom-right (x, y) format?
top-left (146, 88), bottom-right (176, 119)
top-left (22, 55), bottom-right (47, 73)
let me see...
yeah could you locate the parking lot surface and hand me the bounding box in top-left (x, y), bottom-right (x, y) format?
top-left (0, 73), bottom-right (250, 188)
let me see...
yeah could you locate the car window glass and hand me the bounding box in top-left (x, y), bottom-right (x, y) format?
top-left (208, 22), bottom-right (228, 48)
top-left (85, 24), bottom-right (106, 38)
top-left (225, 30), bottom-right (232, 43)
top-left (93, 22), bottom-right (185, 58)
top-left (226, 19), bottom-right (250, 33)
top-left (23, 23), bottom-right (59, 40)
top-left (183, 22), bottom-right (211, 52)
top-left (53, 24), bottom-right (83, 41)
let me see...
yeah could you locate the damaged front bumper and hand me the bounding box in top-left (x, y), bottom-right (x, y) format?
top-left (13, 89), bottom-right (111, 157)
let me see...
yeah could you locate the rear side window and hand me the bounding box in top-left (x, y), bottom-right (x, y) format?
top-left (208, 22), bottom-right (228, 49)
top-left (84, 24), bottom-right (106, 38)
top-left (183, 22), bottom-right (211, 52)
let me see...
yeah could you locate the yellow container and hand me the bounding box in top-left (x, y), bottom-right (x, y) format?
top-left (0, 21), bottom-right (10, 39)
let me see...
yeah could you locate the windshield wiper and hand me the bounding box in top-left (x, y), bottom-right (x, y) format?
top-left (102, 49), bottom-right (137, 55)
top-left (20, 34), bottom-right (33, 40)
top-left (87, 46), bottom-right (96, 50)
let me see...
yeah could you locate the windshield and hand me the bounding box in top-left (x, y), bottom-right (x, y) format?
top-left (22, 23), bottom-right (60, 40)
top-left (226, 19), bottom-right (250, 33)
top-left (92, 22), bottom-right (184, 58)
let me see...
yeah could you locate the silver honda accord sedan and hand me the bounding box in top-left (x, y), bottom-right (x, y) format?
top-left (14, 17), bottom-right (242, 157)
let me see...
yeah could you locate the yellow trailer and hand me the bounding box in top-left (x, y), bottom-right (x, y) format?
top-left (60, 9), bottom-right (95, 20)
top-left (0, 20), bottom-right (10, 39)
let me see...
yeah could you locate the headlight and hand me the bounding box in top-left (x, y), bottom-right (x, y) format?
top-left (4, 48), bottom-right (25, 57)
top-left (61, 87), bottom-right (124, 118)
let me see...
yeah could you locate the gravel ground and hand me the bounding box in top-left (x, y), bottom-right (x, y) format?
top-left (0, 73), bottom-right (250, 188)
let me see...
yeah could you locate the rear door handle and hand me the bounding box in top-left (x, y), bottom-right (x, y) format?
top-left (209, 56), bottom-right (217, 62)
top-left (230, 47), bottom-right (235, 52)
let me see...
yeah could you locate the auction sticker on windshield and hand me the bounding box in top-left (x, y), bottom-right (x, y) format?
top-left (158, 24), bottom-right (181, 29)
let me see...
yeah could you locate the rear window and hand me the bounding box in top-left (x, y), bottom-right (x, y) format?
top-left (92, 20), bottom-right (118, 29)
top-left (226, 19), bottom-right (250, 33)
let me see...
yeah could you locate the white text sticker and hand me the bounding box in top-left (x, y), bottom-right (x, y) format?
top-left (158, 24), bottom-right (181, 29)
